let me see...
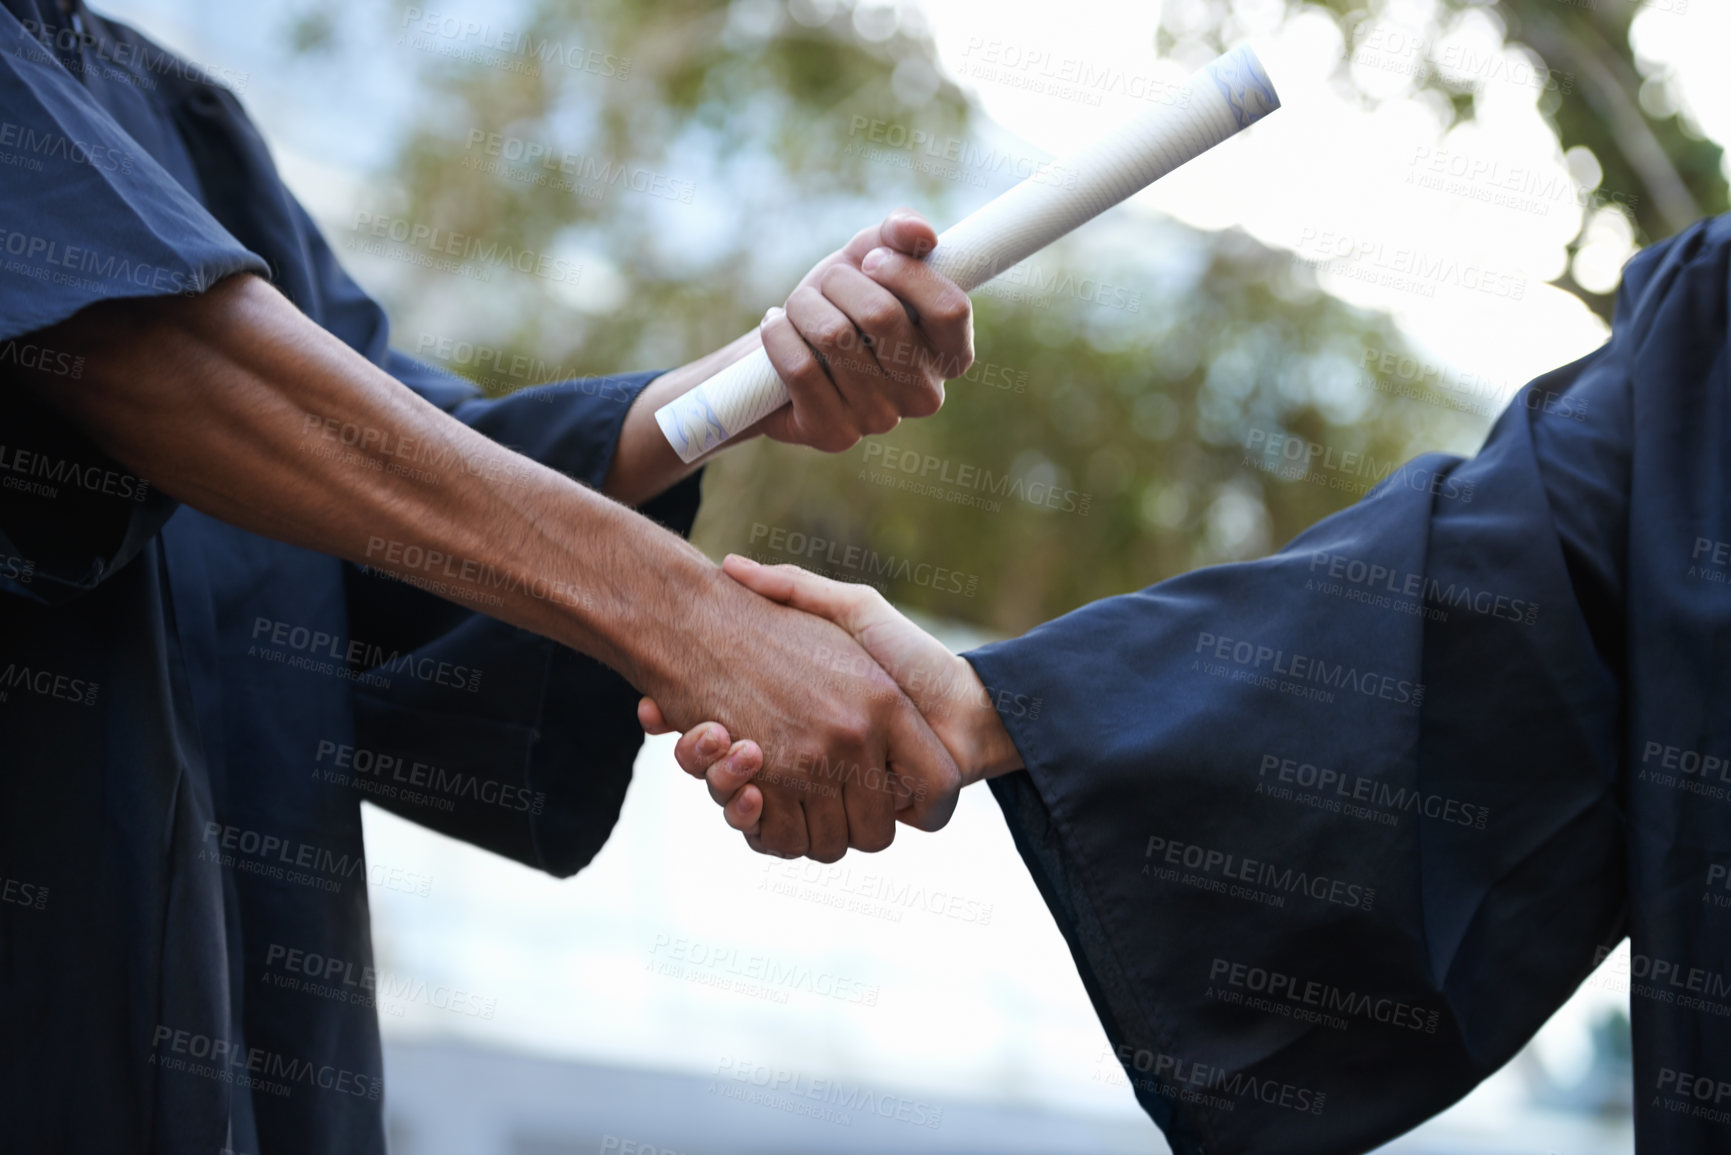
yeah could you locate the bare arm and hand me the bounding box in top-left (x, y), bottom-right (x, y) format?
top-left (16, 272), bottom-right (960, 858)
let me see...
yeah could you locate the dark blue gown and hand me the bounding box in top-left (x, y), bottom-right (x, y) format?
top-left (0, 2), bottom-right (699, 1151)
top-left (972, 215), bottom-right (1731, 1150)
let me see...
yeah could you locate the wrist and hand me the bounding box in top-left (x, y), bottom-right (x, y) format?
top-left (931, 654), bottom-right (1023, 786)
top-left (548, 503), bottom-right (722, 697)
top-left (605, 329), bottom-right (763, 504)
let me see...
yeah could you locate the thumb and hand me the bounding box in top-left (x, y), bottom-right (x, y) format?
top-left (878, 209), bottom-right (938, 260)
top-left (884, 698), bottom-right (963, 833)
top-left (721, 555), bottom-right (885, 635)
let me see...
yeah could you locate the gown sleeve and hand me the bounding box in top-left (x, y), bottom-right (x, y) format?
top-left (0, 9), bottom-right (267, 605)
top-left (963, 239), bottom-right (1656, 1153)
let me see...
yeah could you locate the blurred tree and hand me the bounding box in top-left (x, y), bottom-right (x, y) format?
top-left (1163, 0), bottom-right (1727, 320)
top-left (311, 0), bottom-right (1700, 633)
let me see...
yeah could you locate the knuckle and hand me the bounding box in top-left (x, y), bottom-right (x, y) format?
top-left (830, 717), bottom-right (873, 751)
top-left (813, 319), bottom-right (855, 350)
top-left (859, 298), bottom-right (903, 334)
top-left (820, 264), bottom-right (852, 293)
top-left (862, 409), bottom-right (900, 436)
top-left (819, 426), bottom-right (861, 454)
top-left (906, 383), bottom-right (944, 418)
top-left (781, 350), bottom-right (826, 392)
top-left (929, 291), bottom-right (971, 326)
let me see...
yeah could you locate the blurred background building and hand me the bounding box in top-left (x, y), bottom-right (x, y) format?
top-left (95, 0), bottom-right (1716, 1149)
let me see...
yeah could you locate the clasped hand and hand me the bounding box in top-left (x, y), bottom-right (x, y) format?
top-left (633, 208), bottom-right (1017, 861)
top-left (639, 556), bottom-right (1023, 859)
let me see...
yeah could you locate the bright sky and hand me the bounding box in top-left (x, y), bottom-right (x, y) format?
top-left (86, 0), bottom-right (1727, 1146)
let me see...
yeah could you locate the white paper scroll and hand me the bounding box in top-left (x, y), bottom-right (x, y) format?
top-left (656, 44), bottom-right (1281, 462)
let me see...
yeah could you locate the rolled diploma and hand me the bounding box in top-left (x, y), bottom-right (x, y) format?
top-left (655, 44), bottom-right (1281, 463)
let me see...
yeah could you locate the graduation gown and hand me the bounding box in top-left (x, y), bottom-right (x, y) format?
top-left (0, 2), bottom-right (699, 1150)
top-left (970, 215), bottom-right (1731, 1153)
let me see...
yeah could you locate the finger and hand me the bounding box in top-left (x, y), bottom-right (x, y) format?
top-left (801, 788), bottom-right (850, 864)
top-left (674, 722), bottom-right (732, 780)
top-left (706, 739), bottom-right (763, 806)
top-left (722, 555), bottom-right (887, 637)
top-left (759, 302), bottom-right (856, 453)
top-left (756, 790), bottom-right (808, 858)
top-left (784, 284), bottom-right (888, 435)
top-left (818, 263), bottom-right (929, 424)
top-left (884, 696), bottom-right (964, 833)
top-left (637, 697), bottom-right (674, 735)
top-left (842, 756), bottom-right (898, 853)
top-left (877, 209), bottom-right (939, 260)
top-left (726, 783), bottom-right (763, 831)
top-left (859, 247), bottom-right (972, 381)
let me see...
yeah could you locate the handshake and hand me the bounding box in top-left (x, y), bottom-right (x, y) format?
top-left (614, 206), bottom-right (1022, 862)
top-left (636, 555), bottom-right (1024, 861)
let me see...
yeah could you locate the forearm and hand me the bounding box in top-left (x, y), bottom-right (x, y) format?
top-left (19, 273), bottom-right (707, 688)
top-left (603, 328), bottom-right (763, 506)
